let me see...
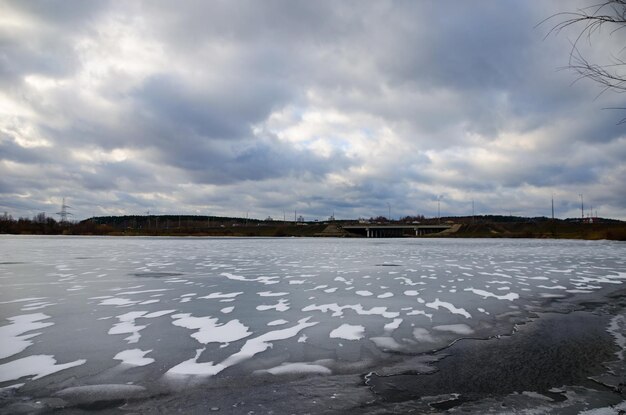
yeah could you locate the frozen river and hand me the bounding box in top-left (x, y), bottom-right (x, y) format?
top-left (1, 235), bottom-right (626, 413)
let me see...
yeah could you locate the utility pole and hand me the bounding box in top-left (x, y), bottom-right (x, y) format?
top-left (387, 203), bottom-right (391, 222)
top-left (56, 197), bottom-right (72, 223)
top-left (579, 194), bottom-right (584, 221)
top-left (437, 196), bottom-right (441, 224)
top-left (551, 193), bottom-right (554, 220)
top-left (472, 199), bottom-right (475, 224)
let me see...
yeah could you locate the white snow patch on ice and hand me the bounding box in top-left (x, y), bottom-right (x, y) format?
top-left (0, 313), bottom-right (53, 359)
top-left (302, 303), bottom-right (400, 318)
top-left (384, 318), bottom-right (403, 332)
top-left (607, 314), bottom-right (626, 360)
top-left (168, 318), bottom-right (318, 378)
top-left (109, 310), bottom-right (175, 343)
top-left (199, 292), bottom-right (243, 299)
top-left (99, 297), bottom-right (139, 306)
top-left (256, 298), bottom-right (290, 312)
top-left (0, 297), bottom-right (46, 304)
top-left (406, 309), bottom-right (433, 319)
top-left (433, 324), bottom-right (475, 335)
top-left (355, 291), bottom-right (373, 297)
top-left (464, 288), bottom-right (519, 301)
top-left (21, 301), bottom-right (56, 311)
top-left (413, 328), bottom-right (437, 342)
top-left (394, 277), bottom-right (425, 286)
top-left (267, 319), bottom-right (289, 326)
top-left (257, 291), bottom-right (289, 297)
top-left (171, 314), bottom-right (252, 345)
top-left (220, 318), bottom-right (318, 369)
top-left (260, 362), bottom-right (331, 375)
top-left (330, 324), bottom-right (365, 340)
top-left (221, 272), bottom-right (278, 285)
top-left (370, 337), bottom-right (403, 351)
top-left (377, 292), bottom-right (393, 299)
top-left (220, 307), bottom-right (234, 314)
top-left (114, 349), bottom-right (154, 366)
top-left (0, 355), bottom-right (85, 382)
top-left (166, 348), bottom-right (225, 377)
top-left (426, 299), bottom-right (472, 318)
top-left (117, 289), bottom-right (170, 295)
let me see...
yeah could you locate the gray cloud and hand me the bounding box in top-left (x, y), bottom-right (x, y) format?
top-left (0, 0), bottom-right (624, 221)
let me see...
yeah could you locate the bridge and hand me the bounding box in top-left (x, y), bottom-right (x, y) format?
top-left (341, 224), bottom-right (454, 238)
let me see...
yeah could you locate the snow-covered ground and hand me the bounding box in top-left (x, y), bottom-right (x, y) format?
top-left (1, 236), bottom-right (625, 411)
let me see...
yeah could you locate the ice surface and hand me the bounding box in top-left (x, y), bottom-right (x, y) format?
top-left (370, 336), bottom-right (403, 351)
top-left (413, 327), bottom-right (437, 342)
top-left (167, 317), bottom-right (318, 377)
top-left (260, 362), bottom-right (332, 375)
top-left (0, 297), bottom-right (46, 304)
top-left (0, 313), bottom-right (53, 359)
top-left (54, 384), bottom-right (147, 404)
top-left (109, 310), bottom-right (175, 343)
top-left (220, 317), bottom-right (318, 368)
top-left (330, 324), bottom-right (365, 340)
top-left (166, 348), bottom-right (225, 377)
top-left (2, 236), bottom-right (626, 404)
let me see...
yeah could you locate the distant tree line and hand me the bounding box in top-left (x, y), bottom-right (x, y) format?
top-left (0, 212), bottom-right (114, 235)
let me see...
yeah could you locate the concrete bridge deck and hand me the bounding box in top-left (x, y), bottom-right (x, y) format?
top-left (342, 224), bottom-right (454, 238)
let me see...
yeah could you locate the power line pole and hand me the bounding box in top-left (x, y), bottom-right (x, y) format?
top-left (472, 199), bottom-right (475, 224)
top-left (56, 197), bottom-right (72, 223)
top-left (437, 196), bottom-right (441, 224)
top-left (551, 193), bottom-right (554, 220)
top-left (579, 194), bottom-right (584, 221)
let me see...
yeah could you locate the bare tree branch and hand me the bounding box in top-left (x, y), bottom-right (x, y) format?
top-left (541, 1), bottom-right (626, 95)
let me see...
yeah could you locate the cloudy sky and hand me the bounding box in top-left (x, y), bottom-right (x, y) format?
top-left (1, 1), bottom-right (625, 221)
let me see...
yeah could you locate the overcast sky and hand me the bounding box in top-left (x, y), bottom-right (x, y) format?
top-left (1, 1), bottom-right (625, 221)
